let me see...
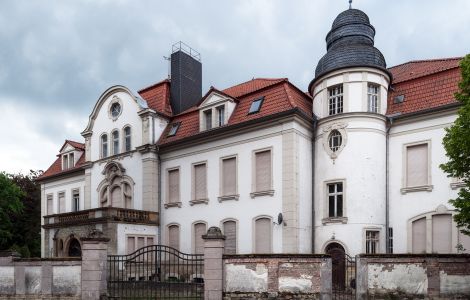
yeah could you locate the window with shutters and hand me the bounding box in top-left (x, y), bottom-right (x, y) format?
top-left (223, 220), bottom-right (237, 254)
top-left (58, 191), bottom-right (65, 213)
top-left (190, 162), bottom-right (208, 205)
top-left (412, 217), bottom-right (426, 253)
top-left (46, 194), bottom-right (53, 215)
top-left (193, 222), bottom-right (207, 254)
top-left (401, 141), bottom-right (433, 193)
top-left (126, 235), bottom-right (156, 255)
top-left (254, 217), bottom-right (272, 253)
top-left (165, 168), bottom-right (181, 208)
top-left (251, 149), bottom-right (274, 198)
top-left (168, 224), bottom-right (180, 250)
top-left (219, 156), bottom-right (238, 202)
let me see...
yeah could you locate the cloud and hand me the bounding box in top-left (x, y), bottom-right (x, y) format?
top-left (0, 0), bottom-right (469, 173)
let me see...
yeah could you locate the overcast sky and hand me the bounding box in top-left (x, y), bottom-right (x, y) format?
top-left (0, 0), bottom-right (469, 174)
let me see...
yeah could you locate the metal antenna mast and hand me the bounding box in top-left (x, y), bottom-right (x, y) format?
top-left (163, 56), bottom-right (171, 79)
top-left (349, 0), bottom-right (352, 9)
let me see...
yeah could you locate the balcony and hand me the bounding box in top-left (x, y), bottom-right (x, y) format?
top-left (43, 207), bottom-right (159, 228)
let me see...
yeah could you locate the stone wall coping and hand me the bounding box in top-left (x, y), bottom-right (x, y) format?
top-left (12, 257), bottom-right (82, 262)
top-left (223, 254), bottom-right (330, 259)
top-left (358, 253), bottom-right (470, 259)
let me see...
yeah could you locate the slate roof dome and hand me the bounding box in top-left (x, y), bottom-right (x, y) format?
top-left (309, 8), bottom-right (391, 91)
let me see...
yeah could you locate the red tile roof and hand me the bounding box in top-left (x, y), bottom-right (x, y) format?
top-left (59, 140), bottom-right (85, 152)
top-left (387, 58), bottom-right (462, 115)
top-left (138, 79), bottom-right (172, 117)
top-left (158, 78), bottom-right (312, 146)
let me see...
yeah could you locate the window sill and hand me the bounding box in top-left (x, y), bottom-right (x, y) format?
top-left (218, 195), bottom-right (239, 202)
top-left (189, 199), bottom-right (209, 206)
top-left (250, 190), bottom-right (275, 199)
top-left (400, 185), bottom-right (433, 194)
top-left (164, 202), bottom-right (182, 209)
top-left (450, 182), bottom-right (465, 190)
top-left (322, 217), bottom-right (348, 225)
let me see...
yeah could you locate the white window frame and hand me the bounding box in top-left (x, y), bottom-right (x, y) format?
top-left (322, 179), bottom-right (347, 224)
top-left (57, 191), bottom-right (66, 214)
top-left (111, 129), bottom-right (120, 156)
top-left (250, 147), bottom-right (274, 198)
top-left (190, 161), bottom-right (209, 205)
top-left (328, 84), bottom-right (343, 116)
top-left (401, 140), bottom-right (433, 194)
top-left (363, 228), bottom-right (381, 254)
top-left (46, 193), bottom-right (54, 215)
top-left (216, 105), bottom-right (225, 127)
top-left (203, 109), bottom-right (212, 130)
top-left (218, 155), bottom-right (239, 202)
top-left (164, 167), bottom-right (181, 208)
top-left (100, 133), bottom-right (108, 159)
top-left (367, 83), bottom-right (380, 113)
top-left (123, 125), bottom-right (132, 152)
top-left (71, 188), bottom-right (80, 212)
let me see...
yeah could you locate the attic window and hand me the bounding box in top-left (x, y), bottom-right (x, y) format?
top-left (248, 97), bottom-right (264, 114)
top-left (168, 123), bottom-right (181, 137)
top-left (393, 95), bottom-right (405, 104)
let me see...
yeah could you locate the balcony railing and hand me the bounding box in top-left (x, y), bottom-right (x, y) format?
top-left (43, 207), bottom-right (159, 228)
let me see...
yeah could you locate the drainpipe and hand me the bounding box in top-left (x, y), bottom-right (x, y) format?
top-left (311, 118), bottom-right (318, 253)
top-left (157, 149), bottom-right (162, 245)
top-left (385, 114), bottom-right (398, 253)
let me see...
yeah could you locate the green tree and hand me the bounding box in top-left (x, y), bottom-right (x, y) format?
top-left (0, 172), bottom-right (24, 249)
top-left (10, 170), bottom-right (42, 257)
top-left (441, 54), bottom-right (470, 235)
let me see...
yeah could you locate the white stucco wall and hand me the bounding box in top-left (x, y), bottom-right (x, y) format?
top-left (160, 119), bottom-right (312, 254)
top-left (388, 111), bottom-right (463, 253)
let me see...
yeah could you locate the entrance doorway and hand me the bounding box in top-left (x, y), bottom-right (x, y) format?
top-left (325, 242), bottom-right (356, 299)
top-left (68, 238), bottom-right (82, 257)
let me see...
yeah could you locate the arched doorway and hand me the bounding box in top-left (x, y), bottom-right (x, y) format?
top-left (68, 238), bottom-right (82, 257)
top-left (325, 242), bottom-right (346, 290)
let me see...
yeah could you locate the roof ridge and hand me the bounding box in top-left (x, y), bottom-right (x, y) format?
top-left (282, 82), bottom-right (297, 109)
top-left (138, 78), bottom-right (170, 93)
top-left (388, 57), bottom-right (462, 70)
top-left (222, 77), bottom-right (287, 93)
top-left (65, 139), bottom-right (84, 145)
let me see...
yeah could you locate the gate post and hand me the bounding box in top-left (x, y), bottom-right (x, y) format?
top-left (80, 237), bottom-right (110, 300)
top-left (202, 226), bottom-right (225, 300)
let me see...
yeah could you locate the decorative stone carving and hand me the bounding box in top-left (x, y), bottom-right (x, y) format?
top-left (97, 161), bottom-right (134, 208)
top-left (322, 122), bottom-right (348, 160)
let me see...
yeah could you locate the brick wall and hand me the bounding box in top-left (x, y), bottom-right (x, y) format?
top-left (223, 254), bottom-right (331, 300)
top-left (356, 254), bottom-right (470, 300)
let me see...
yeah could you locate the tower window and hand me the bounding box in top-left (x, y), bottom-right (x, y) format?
top-left (328, 85), bottom-right (343, 115)
top-left (367, 84), bottom-right (379, 113)
top-left (248, 97), bottom-right (264, 114)
top-left (328, 130), bottom-right (342, 152)
top-left (327, 182), bottom-right (343, 217)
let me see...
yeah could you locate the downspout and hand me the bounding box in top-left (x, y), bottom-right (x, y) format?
top-left (157, 148), bottom-right (162, 245)
top-left (385, 116), bottom-right (394, 253)
top-left (311, 118), bottom-right (318, 253)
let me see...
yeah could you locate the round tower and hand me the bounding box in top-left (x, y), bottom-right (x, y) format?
top-left (309, 8), bottom-right (391, 255)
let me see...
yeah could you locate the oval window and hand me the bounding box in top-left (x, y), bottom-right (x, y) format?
top-left (328, 130), bottom-right (342, 152)
top-left (110, 102), bottom-right (121, 118)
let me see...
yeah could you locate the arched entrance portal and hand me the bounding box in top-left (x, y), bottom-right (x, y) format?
top-left (68, 238), bottom-right (82, 257)
top-left (326, 242), bottom-right (346, 290)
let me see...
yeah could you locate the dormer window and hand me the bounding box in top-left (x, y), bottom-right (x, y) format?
top-left (217, 105), bottom-right (225, 126)
top-left (62, 152), bottom-right (75, 170)
top-left (249, 97), bottom-right (264, 114)
top-left (168, 123), bottom-right (180, 137)
top-left (204, 110), bottom-right (212, 130)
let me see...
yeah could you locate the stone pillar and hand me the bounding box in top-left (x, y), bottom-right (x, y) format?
top-left (355, 255), bottom-right (368, 300)
top-left (202, 227), bottom-right (225, 300)
top-left (320, 256), bottom-right (332, 300)
top-left (80, 237), bottom-right (109, 300)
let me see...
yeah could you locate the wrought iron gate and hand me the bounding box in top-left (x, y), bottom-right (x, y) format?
top-left (108, 245), bottom-right (204, 299)
top-left (329, 248), bottom-right (356, 300)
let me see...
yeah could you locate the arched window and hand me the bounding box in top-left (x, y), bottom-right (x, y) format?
top-left (112, 130), bottom-right (119, 155)
top-left (254, 217), bottom-right (272, 253)
top-left (168, 224), bottom-right (180, 250)
top-left (328, 130), bottom-right (342, 152)
top-left (223, 220), bottom-right (237, 254)
top-left (124, 126), bottom-right (131, 152)
top-left (193, 222), bottom-right (207, 254)
top-left (101, 134), bottom-right (108, 158)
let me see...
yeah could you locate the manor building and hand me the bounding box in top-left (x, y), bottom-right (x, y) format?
top-left (37, 8), bottom-right (470, 258)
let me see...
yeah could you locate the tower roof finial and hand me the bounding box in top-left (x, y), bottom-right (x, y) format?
top-left (349, 0), bottom-right (352, 9)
